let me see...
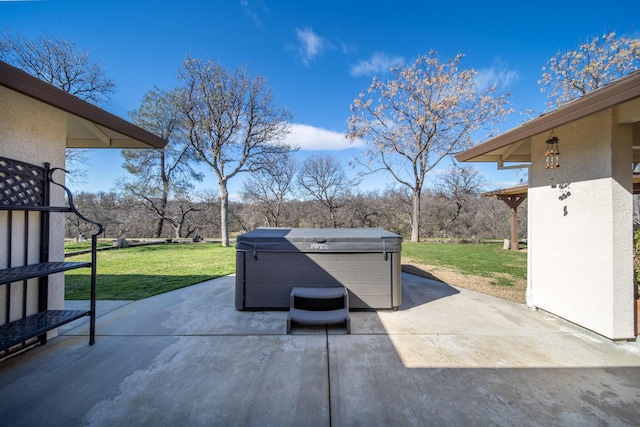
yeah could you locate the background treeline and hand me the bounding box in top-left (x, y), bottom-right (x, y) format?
top-left (66, 185), bottom-right (526, 241)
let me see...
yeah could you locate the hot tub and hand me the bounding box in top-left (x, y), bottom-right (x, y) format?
top-left (235, 228), bottom-right (402, 310)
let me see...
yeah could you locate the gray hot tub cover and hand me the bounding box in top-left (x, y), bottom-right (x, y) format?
top-left (235, 228), bottom-right (402, 253)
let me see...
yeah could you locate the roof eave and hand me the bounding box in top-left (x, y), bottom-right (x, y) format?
top-left (0, 61), bottom-right (167, 149)
top-left (457, 70), bottom-right (640, 163)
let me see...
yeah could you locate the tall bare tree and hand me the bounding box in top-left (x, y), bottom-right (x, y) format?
top-left (122, 87), bottom-right (203, 237)
top-left (347, 51), bottom-right (511, 242)
top-left (297, 154), bottom-right (350, 228)
top-left (539, 31), bottom-right (640, 109)
top-left (0, 31), bottom-right (117, 181)
top-left (177, 57), bottom-right (293, 245)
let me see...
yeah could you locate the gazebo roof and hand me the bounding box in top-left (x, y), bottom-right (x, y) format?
top-left (482, 184), bottom-right (528, 198)
top-left (0, 61), bottom-right (167, 149)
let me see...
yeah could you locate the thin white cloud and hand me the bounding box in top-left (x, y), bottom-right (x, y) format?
top-left (240, 0), bottom-right (268, 26)
top-left (285, 123), bottom-right (364, 151)
top-left (350, 52), bottom-right (404, 77)
top-left (295, 27), bottom-right (325, 66)
top-left (475, 63), bottom-right (519, 91)
top-left (338, 40), bottom-right (357, 55)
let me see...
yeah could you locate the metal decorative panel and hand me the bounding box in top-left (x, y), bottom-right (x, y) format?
top-left (0, 157), bottom-right (46, 207)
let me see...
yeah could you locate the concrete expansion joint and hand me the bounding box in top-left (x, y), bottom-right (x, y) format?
top-left (325, 327), bottom-right (333, 427)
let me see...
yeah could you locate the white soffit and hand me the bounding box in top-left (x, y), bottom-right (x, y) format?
top-left (65, 114), bottom-right (157, 148)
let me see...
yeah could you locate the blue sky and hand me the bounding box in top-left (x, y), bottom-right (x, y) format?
top-left (2, 0), bottom-right (639, 198)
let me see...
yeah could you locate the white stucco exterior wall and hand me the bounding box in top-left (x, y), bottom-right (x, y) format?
top-left (0, 86), bottom-right (67, 326)
top-left (528, 109), bottom-right (634, 339)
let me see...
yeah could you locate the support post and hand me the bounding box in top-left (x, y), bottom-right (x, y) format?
top-left (496, 194), bottom-right (526, 250)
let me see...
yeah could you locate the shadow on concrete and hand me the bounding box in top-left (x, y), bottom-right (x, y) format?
top-left (398, 264), bottom-right (460, 310)
top-left (401, 264), bottom-right (446, 282)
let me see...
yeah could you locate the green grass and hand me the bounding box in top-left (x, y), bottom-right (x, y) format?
top-left (64, 241), bottom-right (114, 252)
top-left (65, 243), bottom-right (236, 300)
top-left (402, 241), bottom-right (527, 286)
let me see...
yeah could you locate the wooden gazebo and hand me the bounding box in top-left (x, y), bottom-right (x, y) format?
top-left (482, 185), bottom-right (527, 250)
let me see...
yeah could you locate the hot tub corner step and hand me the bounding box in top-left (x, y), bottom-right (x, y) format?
top-left (287, 308), bottom-right (351, 334)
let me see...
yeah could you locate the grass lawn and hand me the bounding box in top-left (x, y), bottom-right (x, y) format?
top-left (402, 241), bottom-right (527, 304)
top-left (402, 241), bottom-right (527, 286)
top-left (64, 241), bottom-right (114, 252)
top-left (65, 243), bottom-right (236, 300)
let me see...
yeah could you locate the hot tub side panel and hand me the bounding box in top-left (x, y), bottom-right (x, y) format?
top-left (391, 252), bottom-right (401, 308)
top-left (235, 250), bottom-right (246, 310)
top-left (236, 250), bottom-right (400, 310)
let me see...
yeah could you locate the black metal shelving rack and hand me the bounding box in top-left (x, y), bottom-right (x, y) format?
top-left (0, 156), bottom-right (103, 357)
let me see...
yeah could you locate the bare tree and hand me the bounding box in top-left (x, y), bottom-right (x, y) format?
top-left (297, 154), bottom-right (350, 228)
top-left (177, 57), bottom-right (294, 246)
top-left (65, 192), bottom-right (101, 240)
top-left (465, 196), bottom-right (526, 240)
top-left (66, 191), bottom-right (134, 238)
top-left (427, 164), bottom-right (486, 238)
top-left (122, 87), bottom-right (203, 237)
top-left (380, 186), bottom-right (414, 237)
top-left (0, 31), bottom-right (116, 103)
top-left (347, 51), bottom-right (511, 242)
top-left (341, 190), bottom-right (384, 228)
top-left (242, 153), bottom-right (298, 227)
top-left (192, 190), bottom-right (221, 238)
top-left (234, 201), bottom-right (267, 232)
top-left (163, 191), bottom-right (204, 239)
top-left (63, 149), bottom-right (90, 185)
top-left (0, 31), bottom-right (117, 180)
top-left (539, 31), bottom-right (640, 109)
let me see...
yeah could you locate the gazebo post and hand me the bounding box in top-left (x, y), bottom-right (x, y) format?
top-left (497, 194), bottom-right (526, 250)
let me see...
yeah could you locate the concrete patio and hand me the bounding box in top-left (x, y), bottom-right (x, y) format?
top-left (1, 272), bottom-right (640, 426)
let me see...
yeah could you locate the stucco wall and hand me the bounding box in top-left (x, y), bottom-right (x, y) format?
top-left (0, 86), bottom-right (67, 326)
top-left (528, 109), bottom-right (634, 339)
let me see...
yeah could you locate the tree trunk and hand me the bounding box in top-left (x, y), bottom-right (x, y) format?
top-left (156, 155), bottom-right (170, 238)
top-left (220, 183), bottom-right (230, 247)
top-left (155, 217), bottom-right (165, 238)
top-left (330, 206), bottom-right (338, 228)
top-left (176, 214), bottom-right (185, 239)
top-left (411, 189), bottom-right (421, 243)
